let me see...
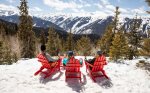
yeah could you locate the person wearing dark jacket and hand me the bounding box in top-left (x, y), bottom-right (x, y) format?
top-left (85, 51), bottom-right (106, 70)
top-left (85, 51), bottom-right (103, 64)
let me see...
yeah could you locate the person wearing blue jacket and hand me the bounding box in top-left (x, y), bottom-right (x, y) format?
top-left (62, 53), bottom-right (68, 66)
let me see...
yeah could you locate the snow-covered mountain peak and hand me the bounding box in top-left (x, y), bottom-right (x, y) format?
top-left (0, 10), bottom-right (18, 16)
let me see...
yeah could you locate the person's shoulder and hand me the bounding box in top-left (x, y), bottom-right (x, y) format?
top-left (45, 52), bottom-right (51, 56)
top-left (64, 58), bottom-right (68, 60)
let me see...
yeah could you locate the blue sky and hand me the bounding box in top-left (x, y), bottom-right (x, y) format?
top-left (0, 0), bottom-right (149, 17)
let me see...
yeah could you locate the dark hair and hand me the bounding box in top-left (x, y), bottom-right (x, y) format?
top-left (41, 45), bottom-right (46, 51)
top-left (97, 51), bottom-right (102, 56)
top-left (67, 51), bottom-right (74, 56)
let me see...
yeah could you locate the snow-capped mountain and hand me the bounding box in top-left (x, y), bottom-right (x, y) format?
top-left (0, 10), bottom-right (149, 37)
top-left (0, 10), bottom-right (65, 32)
top-left (41, 15), bottom-right (113, 35)
top-left (0, 9), bottom-right (18, 16)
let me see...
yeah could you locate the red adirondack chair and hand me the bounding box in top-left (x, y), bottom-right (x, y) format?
top-left (85, 55), bottom-right (109, 82)
top-left (65, 57), bottom-right (81, 82)
top-left (34, 53), bottom-right (61, 79)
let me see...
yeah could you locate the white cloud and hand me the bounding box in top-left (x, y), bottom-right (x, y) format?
top-left (94, 11), bottom-right (109, 18)
top-left (30, 7), bottom-right (42, 12)
top-left (120, 8), bottom-right (128, 13)
top-left (0, 3), bottom-right (18, 11)
top-left (105, 5), bottom-right (115, 11)
top-left (95, 3), bottom-right (103, 9)
top-left (100, 0), bottom-right (110, 6)
top-left (43, 0), bottom-right (83, 11)
top-left (6, 0), bottom-right (15, 3)
top-left (131, 7), bottom-right (145, 14)
top-left (84, 3), bottom-right (91, 7)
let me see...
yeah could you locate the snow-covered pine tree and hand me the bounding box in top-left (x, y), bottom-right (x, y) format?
top-left (109, 31), bottom-right (129, 61)
top-left (18, 0), bottom-right (36, 58)
top-left (76, 36), bottom-right (91, 56)
top-left (126, 14), bottom-right (141, 60)
top-left (139, 38), bottom-right (150, 57)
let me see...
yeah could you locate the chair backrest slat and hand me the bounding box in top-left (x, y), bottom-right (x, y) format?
top-left (37, 53), bottom-right (51, 68)
top-left (66, 57), bottom-right (81, 72)
top-left (92, 56), bottom-right (106, 72)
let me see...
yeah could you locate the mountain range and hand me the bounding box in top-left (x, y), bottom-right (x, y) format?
top-left (0, 9), bottom-right (149, 37)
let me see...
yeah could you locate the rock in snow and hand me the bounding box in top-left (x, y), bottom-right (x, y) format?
top-left (0, 56), bottom-right (150, 93)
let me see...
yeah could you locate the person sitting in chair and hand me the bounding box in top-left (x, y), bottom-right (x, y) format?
top-left (85, 51), bottom-right (106, 69)
top-left (66, 51), bottom-right (82, 65)
top-left (62, 53), bottom-right (68, 66)
top-left (40, 44), bottom-right (59, 67)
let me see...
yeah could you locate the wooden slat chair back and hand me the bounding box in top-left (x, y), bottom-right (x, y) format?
top-left (65, 57), bottom-right (81, 82)
top-left (85, 55), bottom-right (109, 82)
top-left (34, 53), bottom-right (61, 79)
top-left (92, 56), bottom-right (106, 72)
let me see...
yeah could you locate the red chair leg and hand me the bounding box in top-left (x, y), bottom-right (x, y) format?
top-left (34, 67), bottom-right (44, 76)
top-left (101, 69), bottom-right (109, 79)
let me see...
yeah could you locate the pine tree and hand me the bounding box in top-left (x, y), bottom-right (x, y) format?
top-left (0, 24), bottom-right (5, 38)
top-left (146, 0), bottom-right (150, 6)
top-left (145, 0), bottom-right (150, 14)
top-left (139, 38), bottom-right (150, 57)
top-left (76, 36), bottom-right (91, 55)
top-left (0, 27), bottom-right (11, 64)
top-left (109, 31), bottom-right (129, 61)
top-left (65, 29), bottom-right (73, 51)
top-left (109, 6), bottom-right (129, 61)
top-left (113, 6), bottom-right (120, 33)
top-left (127, 15), bottom-right (141, 59)
top-left (40, 30), bottom-right (46, 45)
top-left (97, 6), bottom-right (120, 55)
top-left (0, 38), bottom-right (17, 65)
top-left (54, 34), bottom-right (62, 55)
top-left (18, 0), bottom-right (36, 58)
top-left (97, 24), bottom-right (114, 55)
top-left (46, 27), bottom-right (57, 56)
top-left (0, 41), bottom-right (11, 64)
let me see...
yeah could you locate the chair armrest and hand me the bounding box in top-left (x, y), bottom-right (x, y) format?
top-left (85, 61), bottom-right (93, 67)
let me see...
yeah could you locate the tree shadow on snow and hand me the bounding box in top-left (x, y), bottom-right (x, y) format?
top-left (66, 73), bottom-right (87, 93)
top-left (96, 77), bottom-right (113, 89)
top-left (39, 71), bottom-right (63, 84)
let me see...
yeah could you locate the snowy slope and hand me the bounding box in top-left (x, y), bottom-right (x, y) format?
top-left (0, 57), bottom-right (150, 93)
top-left (41, 15), bottom-right (113, 35)
top-left (41, 15), bottom-right (150, 36)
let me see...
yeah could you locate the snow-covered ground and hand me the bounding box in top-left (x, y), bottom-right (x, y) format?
top-left (0, 56), bottom-right (150, 93)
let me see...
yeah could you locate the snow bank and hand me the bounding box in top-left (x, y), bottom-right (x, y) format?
top-left (0, 57), bottom-right (150, 93)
